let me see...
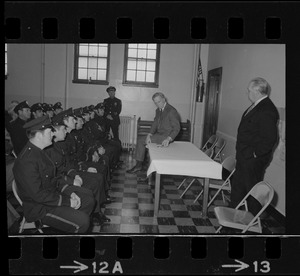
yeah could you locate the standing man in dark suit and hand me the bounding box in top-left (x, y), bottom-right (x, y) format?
top-left (103, 86), bottom-right (122, 142)
top-left (127, 92), bottom-right (181, 174)
top-left (230, 77), bottom-right (279, 214)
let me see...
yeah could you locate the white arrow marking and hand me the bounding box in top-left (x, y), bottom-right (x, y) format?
top-left (222, 259), bottom-right (249, 272)
top-left (60, 260), bottom-right (88, 273)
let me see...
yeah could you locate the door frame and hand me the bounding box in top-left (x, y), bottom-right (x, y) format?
top-left (202, 67), bottom-right (222, 147)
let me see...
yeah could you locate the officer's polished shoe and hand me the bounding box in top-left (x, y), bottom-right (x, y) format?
top-left (91, 213), bottom-right (105, 226)
top-left (97, 212), bottom-right (111, 223)
top-left (126, 165), bottom-right (143, 174)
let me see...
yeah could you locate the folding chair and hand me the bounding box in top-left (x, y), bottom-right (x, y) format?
top-left (214, 181), bottom-right (274, 233)
top-left (202, 134), bottom-right (218, 151)
top-left (193, 155), bottom-right (236, 206)
top-left (178, 147), bottom-right (214, 198)
top-left (213, 137), bottom-right (226, 163)
top-left (12, 180), bottom-right (46, 233)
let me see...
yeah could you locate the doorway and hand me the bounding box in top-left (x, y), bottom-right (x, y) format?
top-left (202, 67), bottom-right (222, 147)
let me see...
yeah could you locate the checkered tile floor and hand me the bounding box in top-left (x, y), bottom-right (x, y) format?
top-left (8, 151), bottom-right (285, 235)
top-left (91, 151), bottom-right (285, 234)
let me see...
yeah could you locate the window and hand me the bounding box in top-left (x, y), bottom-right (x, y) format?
top-left (5, 44), bottom-right (7, 79)
top-left (123, 44), bottom-right (160, 87)
top-left (73, 43), bottom-right (110, 84)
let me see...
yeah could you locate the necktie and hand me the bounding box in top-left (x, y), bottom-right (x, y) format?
top-left (244, 104), bottom-right (254, 116)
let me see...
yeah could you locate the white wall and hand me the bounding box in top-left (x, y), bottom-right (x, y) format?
top-left (206, 44), bottom-right (285, 215)
top-left (5, 44), bottom-right (195, 123)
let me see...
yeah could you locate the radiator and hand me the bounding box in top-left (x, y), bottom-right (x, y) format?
top-left (119, 115), bottom-right (136, 151)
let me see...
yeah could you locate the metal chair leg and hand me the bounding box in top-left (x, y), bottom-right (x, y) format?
top-left (180, 179), bottom-right (196, 198)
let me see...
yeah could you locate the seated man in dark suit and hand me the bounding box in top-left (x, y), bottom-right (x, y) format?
top-left (127, 92), bottom-right (181, 174)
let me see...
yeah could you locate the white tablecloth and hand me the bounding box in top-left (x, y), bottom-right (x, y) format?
top-left (147, 141), bottom-right (222, 180)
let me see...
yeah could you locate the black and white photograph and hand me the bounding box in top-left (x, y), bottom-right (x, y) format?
top-left (6, 1), bottom-right (299, 275)
top-left (6, 43), bottom-right (285, 235)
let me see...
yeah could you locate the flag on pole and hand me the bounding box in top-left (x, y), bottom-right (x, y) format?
top-left (196, 55), bottom-right (204, 102)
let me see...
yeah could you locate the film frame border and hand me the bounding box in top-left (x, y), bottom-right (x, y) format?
top-left (5, 1), bottom-right (299, 275)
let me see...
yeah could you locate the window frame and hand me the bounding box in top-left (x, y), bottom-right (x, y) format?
top-left (5, 43), bottom-right (8, 79)
top-left (73, 43), bottom-right (110, 85)
top-left (123, 43), bottom-right (160, 88)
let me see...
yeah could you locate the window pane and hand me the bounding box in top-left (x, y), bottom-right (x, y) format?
top-left (146, 61), bottom-right (156, 71)
top-left (89, 46), bottom-right (98, 56)
top-left (78, 68), bottom-right (87, 79)
top-left (137, 49), bottom-right (147, 58)
top-left (99, 47), bottom-right (108, 57)
top-left (128, 48), bottom-right (137, 58)
top-left (127, 70), bottom-right (136, 81)
top-left (139, 44), bottom-right (147, 49)
top-left (147, 49), bottom-right (157, 59)
top-left (5, 64), bottom-right (7, 75)
top-left (87, 69), bottom-right (97, 80)
top-left (148, 44), bottom-right (157, 49)
top-left (98, 58), bottom-right (107, 69)
top-left (97, 70), bottom-right (106, 80)
top-left (128, 60), bottom-right (137, 70)
top-left (88, 58), bottom-right (98, 68)
top-left (136, 70), bottom-right (146, 81)
top-left (137, 60), bottom-right (146, 70)
top-left (79, 57), bottom-right (88, 68)
top-left (146, 72), bottom-right (155, 82)
top-left (79, 45), bottom-right (88, 55)
top-left (129, 43), bottom-right (138, 48)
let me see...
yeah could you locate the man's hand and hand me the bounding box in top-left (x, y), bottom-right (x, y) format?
top-left (107, 115), bottom-right (113, 120)
top-left (145, 133), bottom-right (152, 144)
top-left (161, 136), bottom-right (172, 147)
top-left (87, 167), bottom-right (97, 173)
top-left (73, 175), bottom-right (83, 187)
top-left (70, 192), bottom-right (81, 209)
top-left (98, 146), bottom-right (105, 156)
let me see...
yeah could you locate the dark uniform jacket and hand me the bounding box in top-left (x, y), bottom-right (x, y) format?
top-left (12, 141), bottom-right (72, 222)
top-left (150, 103), bottom-right (181, 141)
top-left (236, 97), bottom-right (279, 161)
top-left (9, 117), bottom-right (29, 155)
top-left (103, 97), bottom-right (122, 125)
top-left (45, 142), bottom-right (79, 185)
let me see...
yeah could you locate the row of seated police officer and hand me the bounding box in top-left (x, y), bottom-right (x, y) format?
top-left (12, 105), bottom-right (122, 233)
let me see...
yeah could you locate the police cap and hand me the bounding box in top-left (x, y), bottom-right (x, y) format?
top-left (106, 86), bottom-right (116, 92)
top-left (14, 101), bottom-right (31, 113)
top-left (53, 102), bottom-right (63, 110)
top-left (31, 103), bottom-right (43, 113)
top-left (51, 108), bottom-right (73, 126)
top-left (23, 115), bottom-right (53, 131)
top-left (73, 107), bottom-right (83, 118)
top-left (82, 106), bottom-right (90, 114)
top-left (95, 103), bottom-right (105, 110)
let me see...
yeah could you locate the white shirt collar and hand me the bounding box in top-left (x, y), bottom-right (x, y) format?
top-left (161, 102), bottom-right (167, 112)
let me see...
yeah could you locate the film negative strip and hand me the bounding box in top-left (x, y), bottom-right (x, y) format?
top-left (5, 1), bottom-right (299, 275)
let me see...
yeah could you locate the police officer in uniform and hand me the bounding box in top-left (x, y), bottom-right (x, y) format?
top-left (9, 101), bottom-right (32, 155)
top-left (45, 110), bottom-right (110, 226)
top-left (103, 86), bottom-right (122, 142)
top-left (13, 115), bottom-right (95, 233)
top-left (30, 103), bottom-right (44, 119)
top-left (53, 102), bottom-right (63, 115)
